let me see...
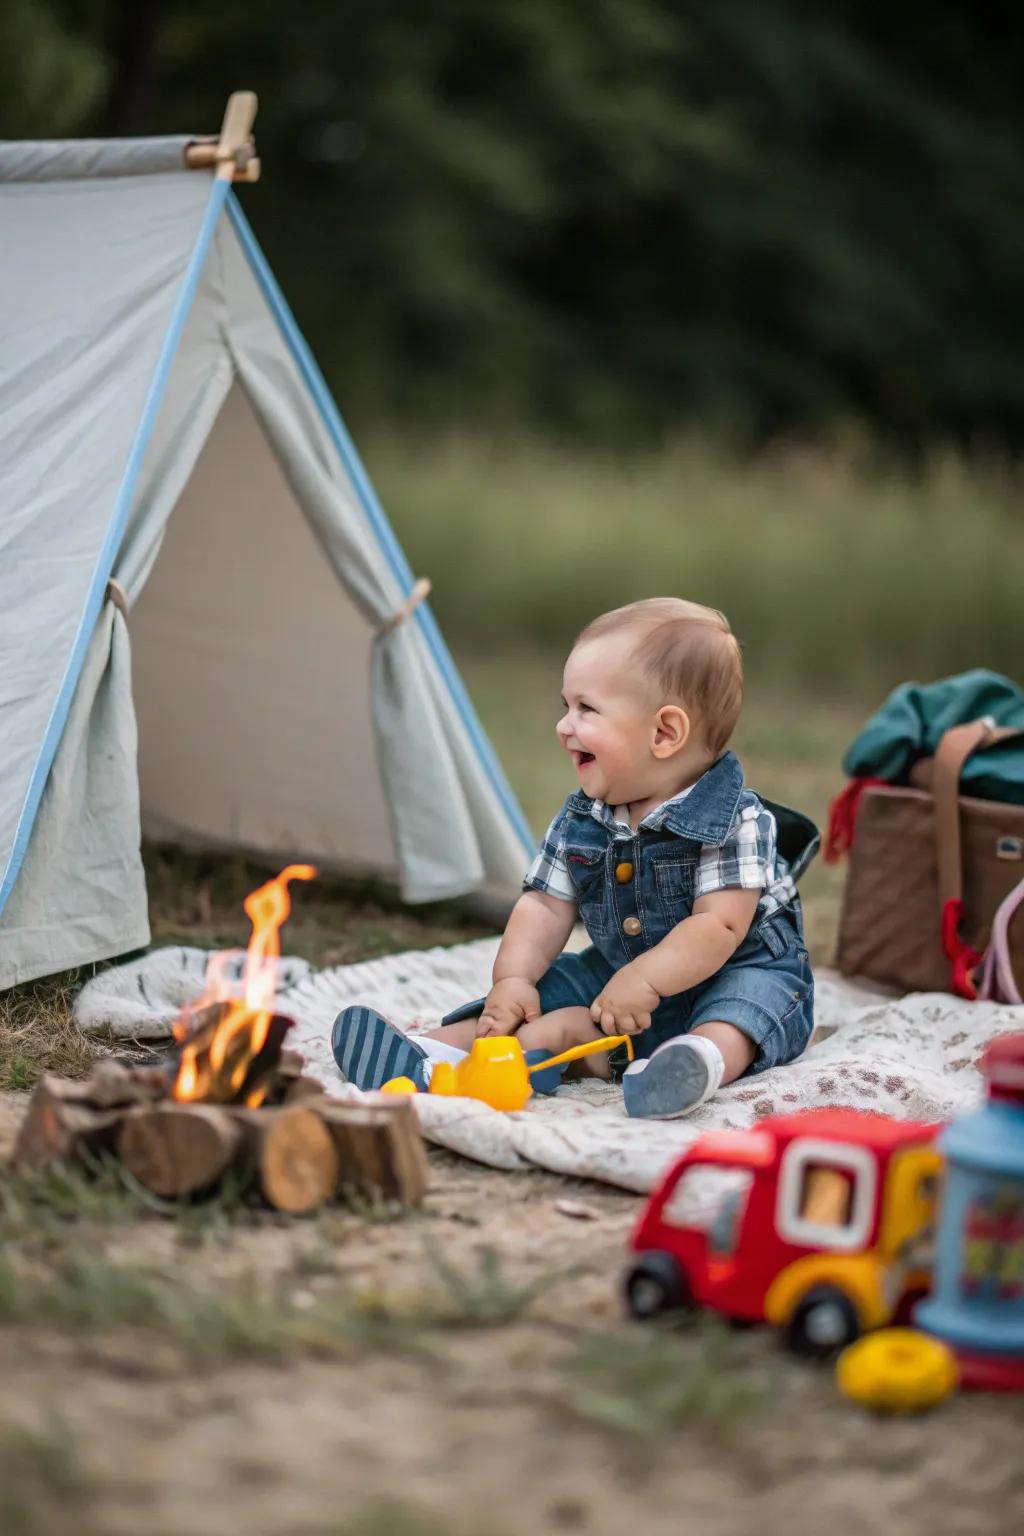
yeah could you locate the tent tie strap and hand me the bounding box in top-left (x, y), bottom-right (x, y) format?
top-left (105, 578), bottom-right (129, 618)
top-left (379, 577), bottom-right (431, 636)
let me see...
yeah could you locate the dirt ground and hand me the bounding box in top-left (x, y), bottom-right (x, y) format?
top-left (1, 1086), bottom-right (1022, 1536)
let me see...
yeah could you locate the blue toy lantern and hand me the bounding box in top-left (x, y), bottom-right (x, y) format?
top-left (917, 1033), bottom-right (1024, 1390)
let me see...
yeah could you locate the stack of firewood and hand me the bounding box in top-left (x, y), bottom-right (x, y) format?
top-left (13, 1047), bottom-right (427, 1215)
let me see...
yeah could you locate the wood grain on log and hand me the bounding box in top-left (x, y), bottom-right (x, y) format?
top-left (118, 1105), bottom-right (243, 1198)
top-left (12, 1067), bottom-right (165, 1169)
top-left (314, 1095), bottom-right (427, 1209)
top-left (232, 1105), bottom-right (339, 1214)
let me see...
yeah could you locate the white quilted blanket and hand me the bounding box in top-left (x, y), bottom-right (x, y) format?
top-left (75, 938), bottom-right (1024, 1193)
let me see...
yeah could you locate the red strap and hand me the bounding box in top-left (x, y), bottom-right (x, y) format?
top-left (823, 777), bottom-right (887, 864)
top-left (941, 898), bottom-right (982, 1000)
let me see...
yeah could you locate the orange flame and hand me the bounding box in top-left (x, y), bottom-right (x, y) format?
top-left (172, 864), bottom-right (316, 1103)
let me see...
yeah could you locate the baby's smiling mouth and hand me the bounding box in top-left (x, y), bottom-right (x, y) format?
top-left (569, 750), bottom-right (595, 768)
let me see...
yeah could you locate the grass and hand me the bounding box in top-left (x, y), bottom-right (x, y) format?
top-left (0, 971), bottom-right (98, 1089)
top-left (373, 432), bottom-right (1023, 697)
top-left (562, 1320), bottom-right (770, 1439)
top-left (0, 1413), bottom-right (98, 1536)
top-left (0, 1159), bottom-right (568, 1363)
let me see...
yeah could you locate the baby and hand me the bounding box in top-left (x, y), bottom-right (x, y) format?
top-left (332, 599), bottom-right (819, 1118)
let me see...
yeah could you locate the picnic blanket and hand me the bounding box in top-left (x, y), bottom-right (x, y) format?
top-left (74, 938), bottom-right (1024, 1194)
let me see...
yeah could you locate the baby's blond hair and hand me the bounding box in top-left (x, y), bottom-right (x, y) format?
top-left (576, 598), bottom-right (743, 756)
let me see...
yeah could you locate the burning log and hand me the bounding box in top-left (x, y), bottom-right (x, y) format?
top-left (119, 1102), bottom-right (340, 1212)
top-left (13, 1065), bottom-right (427, 1214)
top-left (12, 868), bottom-right (427, 1215)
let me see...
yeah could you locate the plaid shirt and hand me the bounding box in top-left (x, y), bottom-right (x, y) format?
top-left (525, 781), bottom-right (797, 920)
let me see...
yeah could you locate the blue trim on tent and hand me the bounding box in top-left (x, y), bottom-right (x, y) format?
top-left (225, 192), bottom-right (537, 861)
top-left (0, 178), bottom-right (231, 918)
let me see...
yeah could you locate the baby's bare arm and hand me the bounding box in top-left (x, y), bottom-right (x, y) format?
top-left (631, 887), bottom-right (760, 997)
top-left (493, 890), bottom-right (577, 984)
top-left (478, 891), bottom-right (577, 1034)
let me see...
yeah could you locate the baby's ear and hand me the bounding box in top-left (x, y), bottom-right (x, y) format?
top-left (652, 705), bottom-right (690, 758)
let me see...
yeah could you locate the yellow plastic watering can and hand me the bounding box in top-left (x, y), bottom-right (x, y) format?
top-left (381, 1033), bottom-right (635, 1111)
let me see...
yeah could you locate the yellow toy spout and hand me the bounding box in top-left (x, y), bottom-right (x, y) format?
top-left (381, 1033), bottom-right (634, 1112)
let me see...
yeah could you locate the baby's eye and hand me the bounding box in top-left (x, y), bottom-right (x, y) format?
top-left (578, 703), bottom-right (594, 713)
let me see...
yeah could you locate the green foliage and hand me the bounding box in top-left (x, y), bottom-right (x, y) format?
top-left (377, 432), bottom-right (1023, 694)
top-left (0, 971), bottom-right (98, 1089)
top-left (0, 1412), bottom-right (97, 1536)
top-left (0, 0), bottom-right (107, 137)
top-left (24, 2), bottom-right (1024, 445)
top-left (420, 1239), bottom-right (574, 1325)
top-left (563, 1321), bottom-right (769, 1438)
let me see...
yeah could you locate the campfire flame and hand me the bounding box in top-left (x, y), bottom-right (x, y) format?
top-left (172, 864), bottom-right (316, 1106)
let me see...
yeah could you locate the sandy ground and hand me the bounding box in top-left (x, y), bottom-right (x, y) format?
top-left (1, 1091), bottom-right (1023, 1536)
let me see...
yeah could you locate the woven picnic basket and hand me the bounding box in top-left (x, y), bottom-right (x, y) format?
top-left (829, 719), bottom-right (1024, 997)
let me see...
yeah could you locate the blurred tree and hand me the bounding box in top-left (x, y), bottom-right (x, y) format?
top-left (24, 2), bottom-right (1024, 449)
top-left (0, 0), bottom-right (107, 136)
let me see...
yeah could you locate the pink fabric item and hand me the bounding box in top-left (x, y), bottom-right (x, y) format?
top-left (975, 878), bottom-right (1024, 1005)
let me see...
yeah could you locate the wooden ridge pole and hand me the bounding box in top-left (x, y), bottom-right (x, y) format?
top-left (183, 90), bottom-right (260, 182)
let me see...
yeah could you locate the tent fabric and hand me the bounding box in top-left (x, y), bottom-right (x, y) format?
top-left (0, 149), bottom-right (533, 989)
top-left (0, 137), bottom-right (193, 182)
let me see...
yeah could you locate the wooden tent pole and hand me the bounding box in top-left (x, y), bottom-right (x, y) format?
top-left (183, 90), bottom-right (260, 182)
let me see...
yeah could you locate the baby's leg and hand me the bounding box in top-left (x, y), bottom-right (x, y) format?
top-left (516, 1007), bottom-right (612, 1077)
top-left (690, 1021), bottom-right (755, 1084)
top-left (622, 1020), bottom-right (754, 1120)
top-left (422, 1019), bottom-right (479, 1053)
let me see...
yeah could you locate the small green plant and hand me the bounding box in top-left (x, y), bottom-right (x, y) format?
top-left (0, 1412), bottom-right (97, 1536)
top-left (336, 1505), bottom-right (461, 1536)
top-left (421, 1239), bottom-right (575, 1325)
top-left (562, 1320), bottom-right (769, 1439)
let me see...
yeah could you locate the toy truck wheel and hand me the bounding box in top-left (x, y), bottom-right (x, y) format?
top-left (785, 1285), bottom-right (861, 1359)
top-left (624, 1252), bottom-right (691, 1321)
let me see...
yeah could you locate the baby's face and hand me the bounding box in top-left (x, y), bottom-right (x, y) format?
top-left (557, 634), bottom-right (662, 804)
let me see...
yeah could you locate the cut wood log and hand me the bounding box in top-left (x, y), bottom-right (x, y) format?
top-left (12, 1082), bottom-right (122, 1169)
top-left (118, 1104), bottom-right (243, 1198)
top-left (232, 1106), bottom-right (340, 1214)
top-left (313, 1095), bottom-right (428, 1209)
top-left (12, 1066), bottom-right (166, 1169)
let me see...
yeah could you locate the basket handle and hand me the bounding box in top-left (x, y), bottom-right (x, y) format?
top-left (934, 719), bottom-right (1021, 909)
top-left (933, 718), bottom-right (1023, 996)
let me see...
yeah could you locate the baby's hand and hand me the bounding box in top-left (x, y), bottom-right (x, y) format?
top-left (590, 966), bottom-right (660, 1036)
top-left (477, 978), bottom-right (541, 1037)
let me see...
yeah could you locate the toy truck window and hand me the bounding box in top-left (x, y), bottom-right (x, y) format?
top-left (663, 1167), bottom-right (754, 1255)
top-left (777, 1141), bottom-right (877, 1251)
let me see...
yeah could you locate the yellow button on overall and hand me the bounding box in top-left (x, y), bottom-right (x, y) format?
top-left (622, 916), bottom-right (642, 937)
top-left (615, 861), bottom-right (634, 884)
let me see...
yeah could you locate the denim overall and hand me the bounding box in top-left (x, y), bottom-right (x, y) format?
top-left (446, 753), bottom-right (819, 1078)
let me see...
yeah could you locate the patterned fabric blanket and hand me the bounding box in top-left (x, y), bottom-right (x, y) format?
top-left (74, 938), bottom-right (1024, 1194)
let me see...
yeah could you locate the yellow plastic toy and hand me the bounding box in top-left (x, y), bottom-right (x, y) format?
top-left (381, 1033), bottom-right (634, 1112)
top-left (836, 1328), bottom-right (958, 1414)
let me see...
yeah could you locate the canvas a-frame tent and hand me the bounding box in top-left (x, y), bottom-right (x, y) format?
top-left (0, 132), bottom-right (535, 990)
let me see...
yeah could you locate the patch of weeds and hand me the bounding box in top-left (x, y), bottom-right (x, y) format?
top-left (327, 1504), bottom-right (462, 1536)
top-left (562, 1319), bottom-right (769, 1440)
top-left (0, 1245), bottom-right (437, 1366)
top-left (420, 1239), bottom-right (577, 1325)
top-left (171, 1165), bottom-right (260, 1246)
top-left (0, 1158), bottom-right (146, 1244)
top-left (5, 1054), bottom-right (37, 1091)
top-left (291, 1233), bottom-right (343, 1279)
top-left (0, 1411), bottom-right (98, 1536)
top-left (0, 970), bottom-right (99, 1088)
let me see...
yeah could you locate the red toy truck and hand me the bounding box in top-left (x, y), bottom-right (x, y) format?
top-left (624, 1108), bottom-right (941, 1356)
